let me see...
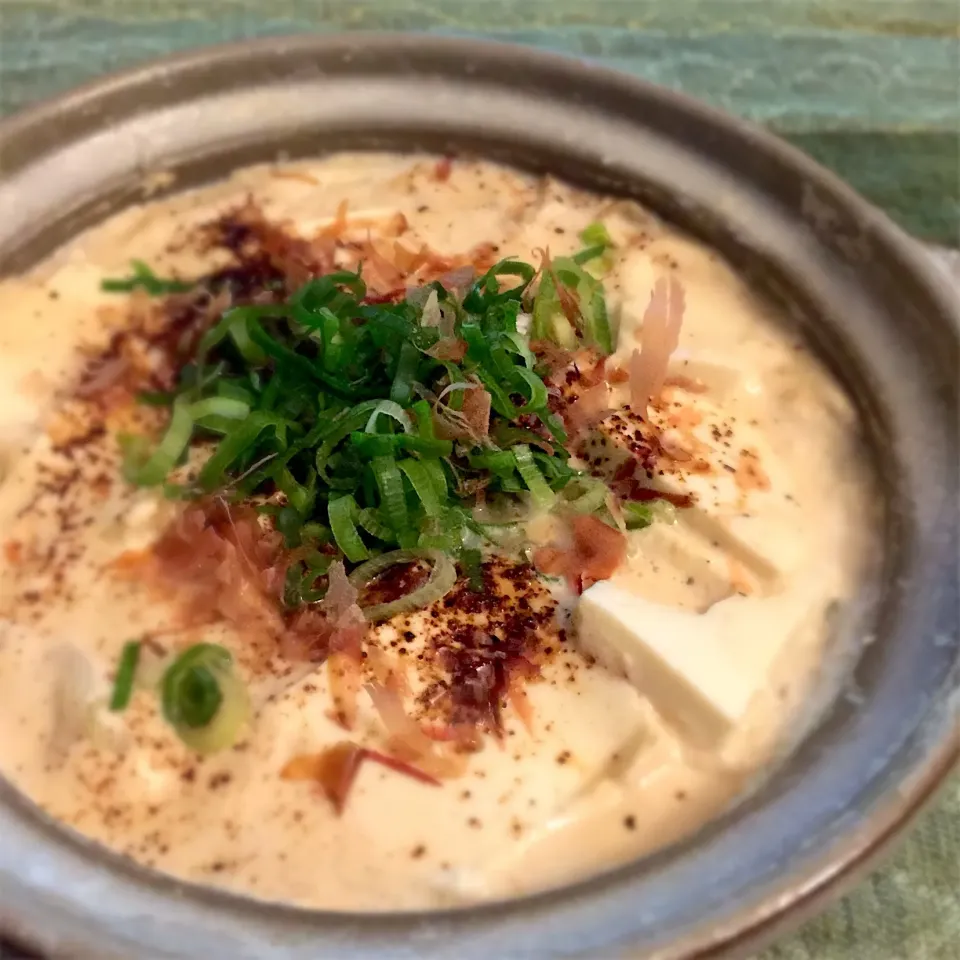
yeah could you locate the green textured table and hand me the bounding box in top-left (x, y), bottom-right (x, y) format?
top-left (0, 3), bottom-right (957, 958)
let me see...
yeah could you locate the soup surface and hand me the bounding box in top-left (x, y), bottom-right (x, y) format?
top-left (0, 154), bottom-right (875, 909)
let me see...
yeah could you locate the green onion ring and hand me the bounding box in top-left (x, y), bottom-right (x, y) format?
top-left (364, 400), bottom-right (414, 436)
top-left (160, 643), bottom-right (248, 754)
top-left (348, 548), bottom-right (458, 622)
top-left (559, 476), bottom-right (609, 515)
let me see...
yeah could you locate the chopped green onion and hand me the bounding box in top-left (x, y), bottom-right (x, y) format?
top-left (115, 248), bottom-right (655, 600)
top-left (411, 399), bottom-right (436, 438)
top-left (460, 548), bottom-right (485, 593)
top-left (421, 458), bottom-right (448, 502)
top-left (493, 425), bottom-right (554, 451)
top-left (371, 456), bottom-right (409, 532)
top-left (314, 401), bottom-right (382, 488)
top-left (328, 495), bottom-right (370, 562)
top-left (101, 260), bottom-right (194, 296)
top-left (390, 341), bottom-right (420, 404)
top-left (531, 270), bottom-right (573, 347)
top-left (109, 640), bottom-right (142, 712)
top-left (553, 257), bottom-right (614, 354)
top-left (357, 506), bottom-right (396, 542)
top-left (349, 548), bottom-right (457, 621)
top-left (161, 643), bottom-right (227, 728)
top-left (398, 458), bottom-right (443, 517)
top-left (559, 476), bottom-right (609, 515)
top-left (284, 551), bottom-right (334, 606)
top-left (189, 397), bottom-right (251, 422)
top-left (197, 412), bottom-right (284, 491)
top-left (513, 444), bottom-right (556, 509)
top-left (532, 254), bottom-right (615, 354)
top-left (275, 504), bottom-right (304, 546)
top-left (349, 432), bottom-right (453, 459)
top-left (160, 643), bottom-right (248, 754)
top-left (586, 283), bottom-right (614, 354)
top-left (573, 221), bottom-right (614, 268)
top-left (462, 258), bottom-right (536, 312)
top-left (500, 331), bottom-right (536, 369)
top-left (469, 450), bottom-right (518, 478)
top-left (621, 502), bottom-right (654, 530)
top-left (364, 400), bottom-right (413, 435)
top-left (302, 521), bottom-right (332, 543)
top-left (573, 221), bottom-right (615, 274)
top-left (122, 397), bottom-right (195, 487)
top-left (580, 221), bottom-right (613, 249)
top-left (281, 466), bottom-right (317, 517)
top-left (621, 499), bottom-right (677, 529)
top-left (572, 244), bottom-right (606, 265)
top-left (543, 412), bottom-right (569, 444)
top-left (509, 367), bottom-right (550, 412)
top-left (650, 499), bottom-right (678, 525)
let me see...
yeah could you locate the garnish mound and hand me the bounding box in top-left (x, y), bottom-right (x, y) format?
top-left (17, 193), bottom-right (688, 798)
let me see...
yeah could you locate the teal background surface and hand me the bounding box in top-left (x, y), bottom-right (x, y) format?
top-left (0, 3), bottom-right (957, 958)
top-left (1, 1), bottom-right (958, 242)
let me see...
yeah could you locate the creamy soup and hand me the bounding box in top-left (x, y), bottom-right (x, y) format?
top-left (0, 155), bottom-right (875, 909)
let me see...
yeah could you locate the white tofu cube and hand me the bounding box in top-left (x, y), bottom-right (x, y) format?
top-left (575, 583), bottom-right (825, 748)
top-left (584, 385), bottom-right (807, 588)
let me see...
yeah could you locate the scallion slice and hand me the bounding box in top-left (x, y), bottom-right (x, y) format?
top-left (122, 397), bottom-right (195, 487)
top-left (364, 400), bottom-right (413, 436)
top-left (509, 367), bottom-right (550, 413)
top-left (580, 221), bottom-right (613, 249)
top-left (328, 495), bottom-right (370, 562)
top-left (398, 458), bottom-right (443, 517)
top-left (513, 444), bottom-right (556, 509)
top-left (390, 341), bottom-right (420, 405)
top-left (621, 501), bottom-right (654, 530)
top-left (357, 506), bottom-right (396, 542)
top-left (349, 548), bottom-right (457, 621)
top-left (160, 643), bottom-right (248, 754)
top-left (371, 456), bottom-right (409, 532)
top-left (559, 476), bottom-right (609, 515)
top-left (197, 412), bottom-right (284, 491)
top-left (109, 640), bottom-right (142, 712)
top-left (460, 548), bottom-right (485, 593)
top-left (189, 397), bottom-right (251, 422)
top-left (101, 260), bottom-right (194, 296)
top-left (573, 221), bottom-right (614, 269)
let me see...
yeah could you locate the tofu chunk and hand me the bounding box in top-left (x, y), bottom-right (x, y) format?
top-left (575, 583), bottom-right (825, 747)
top-left (583, 385), bottom-right (807, 588)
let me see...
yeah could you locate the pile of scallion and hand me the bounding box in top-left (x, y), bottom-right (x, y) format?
top-left (97, 221), bottom-right (674, 754)
top-left (113, 222), bottom-right (642, 604)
